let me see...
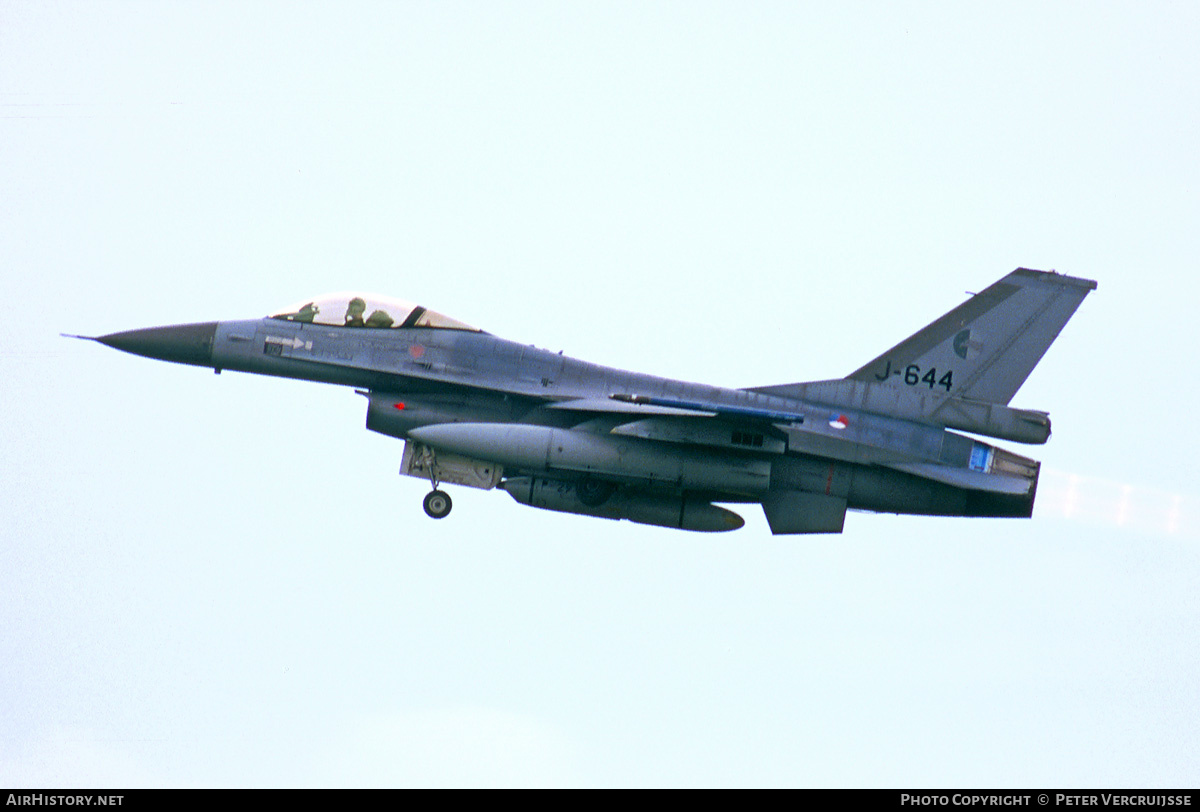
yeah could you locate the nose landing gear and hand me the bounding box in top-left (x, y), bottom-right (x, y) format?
top-left (416, 446), bottom-right (453, 519)
top-left (423, 489), bottom-right (452, 519)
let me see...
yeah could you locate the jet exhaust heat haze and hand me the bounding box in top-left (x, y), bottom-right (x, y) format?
top-left (72, 268), bottom-right (1096, 534)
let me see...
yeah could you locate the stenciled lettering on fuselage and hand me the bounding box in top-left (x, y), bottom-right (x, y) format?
top-left (873, 360), bottom-right (954, 392)
top-left (262, 335), bottom-right (313, 356)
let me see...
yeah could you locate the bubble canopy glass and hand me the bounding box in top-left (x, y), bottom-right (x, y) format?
top-left (269, 293), bottom-right (480, 332)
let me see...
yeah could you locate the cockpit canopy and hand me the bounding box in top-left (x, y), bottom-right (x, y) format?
top-left (269, 293), bottom-right (480, 332)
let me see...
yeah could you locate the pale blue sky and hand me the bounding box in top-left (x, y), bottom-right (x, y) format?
top-left (2, 1), bottom-right (1198, 787)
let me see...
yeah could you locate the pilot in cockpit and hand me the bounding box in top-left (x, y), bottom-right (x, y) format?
top-left (344, 297), bottom-right (367, 327)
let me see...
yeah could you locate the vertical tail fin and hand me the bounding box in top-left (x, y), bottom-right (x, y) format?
top-left (847, 268), bottom-right (1097, 405)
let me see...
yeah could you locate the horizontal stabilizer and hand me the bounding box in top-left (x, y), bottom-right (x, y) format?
top-left (887, 442), bottom-right (1039, 496)
top-left (745, 378), bottom-right (1054, 444)
top-left (887, 462), bottom-right (1032, 495)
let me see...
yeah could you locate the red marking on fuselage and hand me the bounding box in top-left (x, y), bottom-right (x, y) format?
top-left (393, 402), bottom-right (406, 410)
top-left (409, 344), bottom-right (425, 359)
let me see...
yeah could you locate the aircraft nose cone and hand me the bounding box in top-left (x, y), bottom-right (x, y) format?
top-left (98, 322), bottom-right (218, 367)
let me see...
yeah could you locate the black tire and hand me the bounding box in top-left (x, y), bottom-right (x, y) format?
top-left (423, 489), bottom-right (452, 519)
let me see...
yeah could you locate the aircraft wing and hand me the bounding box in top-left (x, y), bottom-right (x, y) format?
top-left (598, 393), bottom-right (805, 424)
top-left (546, 397), bottom-right (717, 418)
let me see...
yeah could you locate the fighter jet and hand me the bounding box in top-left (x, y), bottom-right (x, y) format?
top-left (70, 268), bottom-right (1096, 533)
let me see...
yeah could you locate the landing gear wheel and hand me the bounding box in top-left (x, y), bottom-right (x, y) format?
top-left (423, 489), bottom-right (452, 519)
